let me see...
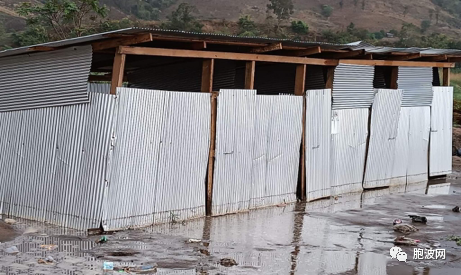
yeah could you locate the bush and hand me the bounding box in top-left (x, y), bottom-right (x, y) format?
top-left (421, 20), bottom-right (431, 33)
top-left (291, 20), bottom-right (309, 34)
top-left (321, 5), bottom-right (334, 17)
top-left (238, 15), bottom-right (259, 36)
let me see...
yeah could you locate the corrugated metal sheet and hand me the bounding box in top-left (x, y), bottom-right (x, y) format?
top-left (213, 90), bottom-right (303, 215)
top-left (102, 88), bottom-right (210, 230)
top-left (363, 89), bottom-right (403, 189)
top-left (398, 67), bottom-right (433, 107)
top-left (391, 107), bottom-right (431, 185)
top-left (305, 89), bottom-right (332, 201)
top-left (430, 87), bottom-right (453, 176)
top-left (88, 83), bottom-right (111, 94)
top-left (305, 66), bottom-right (326, 90)
top-left (332, 64), bottom-right (375, 109)
top-left (0, 46), bottom-right (92, 112)
top-left (0, 92), bottom-right (115, 230)
top-left (330, 109), bottom-right (369, 195)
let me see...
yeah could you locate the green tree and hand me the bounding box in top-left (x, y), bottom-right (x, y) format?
top-left (17, 0), bottom-right (107, 40)
top-left (11, 25), bottom-right (49, 47)
top-left (403, 6), bottom-right (409, 17)
top-left (291, 20), bottom-right (308, 34)
top-left (238, 15), bottom-right (258, 36)
top-left (361, 0), bottom-right (365, 10)
top-left (162, 3), bottom-right (203, 32)
top-left (267, 0), bottom-right (294, 27)
top-left (421, 20), bottom-right (431, 33)
top-left (347, 22), bottom-right (355, 33)
top-left (339, 0), bottom-right (343, 9)
top-left (321, 5), bottom-right (333, 18)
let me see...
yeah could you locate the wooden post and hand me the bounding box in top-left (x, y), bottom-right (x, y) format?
top-left (201, 59), bottom-right (215, 93)
top-left (110, 50), bottom-right (126, 95)
top-left (203, 59), bottom-right (216, 216)
top-left (325, 67), bottom-right (335, 89)
top-left (245, 61), bottom-right (256, 89)
top-left (390, 67), bottom-right (399, 89)
top-left (295, 65), bottom-right (307, 201)
top-left (443, 68), bottom-right (451, 86)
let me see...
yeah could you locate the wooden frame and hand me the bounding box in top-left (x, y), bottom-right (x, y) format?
top-left (443, 68), bottom-right (451, 86)
top-left (245, 61), bottom-right (256, 89)
top-left (110, 50), bottom-right (126, 95)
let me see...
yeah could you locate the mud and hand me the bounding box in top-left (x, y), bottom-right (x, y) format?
top-left (1, 176), bottom-right (461, 274)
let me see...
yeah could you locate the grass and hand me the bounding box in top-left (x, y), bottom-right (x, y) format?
top-left (447, 235), bottom-right (461, 246)
top-left (451, 72), bottom-right (461, 101)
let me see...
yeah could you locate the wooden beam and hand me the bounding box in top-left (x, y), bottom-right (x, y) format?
top-left (27, 46), bottom-right (55, 52)
top-left (206, 93), bottom-right (218, 216)
top-left (288, 46), bottom-right (321, 56)
top-left (110, 51), bottom-right (126, 95)
top-left (448, 57), bottom-right (461, 63)
top-left (294, 64), bottom-right (306, 96)
top-left (250, 43), bottom-right (283, 53)
top-left (151, 35), bottom-right (268, 47)
top-left (443, 68), bottom-right (451, 86)
top-left (324, 50), bottom-right (365, 59)
top-left (388, 53), bottom-right (421, 61)
top-left (244, 61), bottom-right (256, 89)
top-left (325, 67), bottom-right (335, 89)
top-left (340, 59), bottom-right (454, 68)
top-left (201, 59), bottom-right (214, 93)
top-left (390, 67), bottom-right (399, 89)
top-left (191, 41), bottom-right (207, 50)
top-left (93, 33), bottom-right (153, 51)
top-left (119, 46), bottom-right (337, 66)
top-left (417, 55), bottom-right (447, 62)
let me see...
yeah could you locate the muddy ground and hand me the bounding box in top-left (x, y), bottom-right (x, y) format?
top-left (2, 177), bottom-right (461, 274)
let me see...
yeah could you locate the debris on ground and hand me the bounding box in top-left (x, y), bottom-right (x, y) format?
top-left (5, 246), bottom-right (20, 254)
top-left (447, 235), bottom-right (461, 246)
top-left (39, 244), bottom-right (58, 250)
top-left (38, 256), bottom-right (54, 265)
top-left (106, 250), bottom-right (139, 257)
top-left (453, 206), bottom-right (460, 212)
top-left (187, 238), bottom-right (201, 243)
top-left (96, 236), bottom-right (108, 244)
top-left (24, 227), bottom-right (39, 234)
top-left (393, 219), bottom-right (402, 225)
top-left (394, 224), bottom-right (419, 234)
top-left (114, 264), bottom-right (158, 274)
top-left (199, 249), bottom-right (210, 256)
top-left (103, 262), bottom-right (114, 271)
top-left (220, 258), bottom-right (238, 267)
top-left (409, 215), bottom-right (427, 223)
top-left (4, 219), bottom-right (16, 225)
top-left (394, 236), bottom-right (420, 246)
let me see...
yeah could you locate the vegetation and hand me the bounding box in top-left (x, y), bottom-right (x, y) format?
top-left (161, 3), bottom-right (203, 32)
top-left (321, 5), bottom-right (333, 18)
top-left (421, 20), bottom-right (431, 33)
top-left (238, 15), bottom-right (258, 36)
top-left (267, 0), bottom-right (294, 27)
top-left (291, 20), bottom-right (308, 34)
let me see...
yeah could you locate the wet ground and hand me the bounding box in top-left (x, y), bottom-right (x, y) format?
top-left (2, 176), bottom-right (461, 274)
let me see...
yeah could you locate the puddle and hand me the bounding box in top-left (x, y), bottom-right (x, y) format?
top-left (1, 179), bottom-right (461, 274)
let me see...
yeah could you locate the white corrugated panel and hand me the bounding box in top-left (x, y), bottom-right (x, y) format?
top-left (430, 87), bottom-right (453, 176)
top-left (0, 92), bottom-right (115, 230)
top-left (305, 89), bottom-right (332, 201)
top-left (88, 83), bottom-right (111, 94)
top-left (213, 90), bottom-right (303, 215)
top-left (0, 46), bottom-right (92, 112)
top-left (398, 67), bottom-right (433, 107)
top-left (332, 64), bottom-right (375, 109)
top-left (363, 89), bottom-right (403, 189)
top-left (102, 88), bottom-right (210, 231)
top-left (330, 109), bottom-right (369, 195)
top-left (391, 107), bottom-right (431, 185)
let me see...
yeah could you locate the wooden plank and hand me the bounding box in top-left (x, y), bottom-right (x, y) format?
top-left (151, 35), bottom-right (268, 47)
top-left (443, 68), bottom-right (451, 86)
top-left (340, 59), bottom-right (454, 68)
top-left (110, 51), bottom-right (126, 95)
top-left (388, 53), bottom-right (421, 61)
top-left (191, 41), bottom-right (207, 50)
top-left (201, 59), bottom-right (215, 93)
top-left (448, 57), bottom-right (461, 62)
top-left (119, 46), bottom-right (338, 66)
top-left (390, 67), bottom-right (399, 89)
top-left (325, 50), bottom-right (365, 59)
top-left (244, 61), bottom-right (256, 89)
top-left (417, 55), bottom-right (447, 62)
top-left (299, 94), bottom-right (306, 201)
top-left (294, 64), bottom-right (306, 95)
top-left (325, 67), bottom-right (335, 89)
top-left (93, 33), bottom-right (153, 51)
top-left (27, 46), bottom-right (55, 52)
top-left (288, 46), bottom-right (321, 56)
top-left (206, 93), bottom-right (218, 216)
top-left (250, 43), bottom-right (283, 53)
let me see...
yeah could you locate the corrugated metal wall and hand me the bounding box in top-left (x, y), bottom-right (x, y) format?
top-left (305, 66), bottom-right (326, 90)
top-left (430, 87), bottom-right (453, 176)
top-left (391, 107), bottom-right (431, 185)
top-left (213, 90), bottom-right (302, 215)
top-left (332, 64), bottom-right (375, 109)
top-left (88, 83), bottom-right (111, 94)
top-left (330, 109), bottom-right (369, 195)
top-left (305, 89), bottom-right (332, 201)
top-left (0, 92), bottom-right (115, 230)
top-left (363, 89), bottom-right (403, 189)
top-left (102, 88), bottom-right (210, 230)
top-left (398, 67), bottom-right (433, 107)
top-left (0, 46), bottom-right (92, 112)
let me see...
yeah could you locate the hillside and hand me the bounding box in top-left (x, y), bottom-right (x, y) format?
top-left (1, 0), bottom-right (461, 40)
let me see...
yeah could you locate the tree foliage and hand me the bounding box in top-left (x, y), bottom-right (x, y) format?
top-left (321, 5), bottom-right (333, 18)
top-left (238, 15), bottom-right (258, 36)
top-left (267, 0), bottom-right (294, 23)
top-left (162, 3), bottom-right (203, 32)
top-left (421, 20), bottom-right (431, 33)
top-left (291, 20), bottom-right (308, 34)
top-left (17, 0), bottom-right (108, 39)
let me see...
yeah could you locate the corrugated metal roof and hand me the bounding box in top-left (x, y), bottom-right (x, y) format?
top-left (2, 27), bottom-right (460, 59)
